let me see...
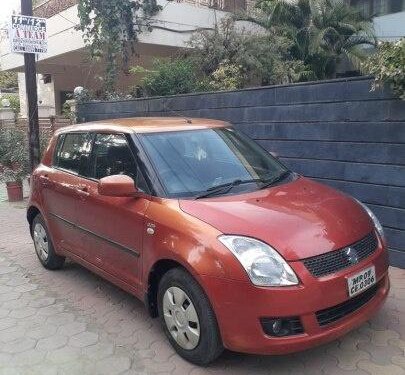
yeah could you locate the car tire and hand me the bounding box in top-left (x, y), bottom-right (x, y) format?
top-left (32, 214), bottom-right (65, 270)
top-left (157, 267), bottom-right (223, 366)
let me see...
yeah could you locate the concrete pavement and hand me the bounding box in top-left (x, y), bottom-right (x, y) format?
top-left (0, 199), bottom-right (404, 375)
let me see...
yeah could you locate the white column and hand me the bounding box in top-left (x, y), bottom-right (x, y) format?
top-left (17, 72), bottom-right (57, 118)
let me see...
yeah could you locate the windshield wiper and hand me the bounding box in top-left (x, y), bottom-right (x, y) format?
top-left (259, 170), bottom-right (291, 189)
top-left (194, 172), bottom-right (292, 199)
top-left (195, 178), bottom-right (263, 199)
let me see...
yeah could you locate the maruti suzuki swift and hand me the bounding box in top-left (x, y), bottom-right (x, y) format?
top-left (28, 117), bottom-right (389, 365)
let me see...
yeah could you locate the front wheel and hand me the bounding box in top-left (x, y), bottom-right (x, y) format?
top-left (157, 268), bottom-right (223, 366)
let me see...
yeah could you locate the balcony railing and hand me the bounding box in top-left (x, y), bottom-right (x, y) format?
top-left (33, 0), bottom-right (78, 18)
top-left (187, 0), bottom-right (246, 11)
top-left (33, 0), bottom-right (245, 19)
top-left (350, 0), bottom-right (405, 18)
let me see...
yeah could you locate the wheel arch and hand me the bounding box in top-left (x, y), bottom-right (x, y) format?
top-left (27, 205), bottom-right (42, 234)
top-left (146, 258), bottom-right (200, 318)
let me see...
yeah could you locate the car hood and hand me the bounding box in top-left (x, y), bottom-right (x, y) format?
top-left (179, 177), bottom-right (374, 261)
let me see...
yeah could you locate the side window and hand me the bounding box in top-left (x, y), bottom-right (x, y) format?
top-left (88, 133), bottom-right (149, 192)
top-left (55, 133), bottom-right (92, 174)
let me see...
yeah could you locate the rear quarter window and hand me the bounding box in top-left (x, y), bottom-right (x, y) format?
top-left (52, 134), bottom-right (65, 166)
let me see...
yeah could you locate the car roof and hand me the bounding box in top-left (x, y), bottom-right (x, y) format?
top-left (56, 117), bottom-right (230, 135)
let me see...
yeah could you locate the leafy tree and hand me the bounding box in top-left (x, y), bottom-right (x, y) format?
top-left (130, 18), bottom-right (311, 97)
top-left (244, 0), bottom-right (376, 79)
top-left (189, 18), bottom-right (309, 86)
top-left (362, 38), bottom-right (405, 100)
top-left (77, 0), bottom-right (162, 95)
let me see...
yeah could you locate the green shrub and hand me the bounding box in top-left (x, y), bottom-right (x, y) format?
top-left (131, 18), bottom-right (311, 98)
top-left (0, 127), bottom-right (51, 183)
top-left (130, 58), bottom-right (209, 97)
top-left (0, 71), bottom-right (18, 90)
top-left (362, 38), bottom-right (405, 100)
top-left (0, 94), bottom-right (20, 115)
top-left (0, 127), bottom-right (29, 183)
top-left (209, 61), bottom-right (244, 91)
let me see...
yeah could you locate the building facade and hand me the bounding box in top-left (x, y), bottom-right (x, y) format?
top-left (0, 0), bottom-right (403, 118)
top-left (0, 0), bottom-right (246, 117)
top-left (350, 0), bottom-right (405, 40)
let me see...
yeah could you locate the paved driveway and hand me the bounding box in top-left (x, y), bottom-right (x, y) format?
top-left (0, 200), bottom-right (404, 375)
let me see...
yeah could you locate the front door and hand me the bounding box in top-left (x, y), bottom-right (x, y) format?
top-left (75, 133), bottom-right (150, 291)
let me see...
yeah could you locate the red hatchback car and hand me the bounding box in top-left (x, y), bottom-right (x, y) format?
top-left (28, 118), bottom-right (389, 365)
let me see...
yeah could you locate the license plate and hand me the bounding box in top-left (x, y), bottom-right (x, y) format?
top-left (347, 266), bottom-right (376, 297)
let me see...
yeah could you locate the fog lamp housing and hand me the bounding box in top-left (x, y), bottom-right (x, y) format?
top-left (260, 317), bottom-right (304, 337)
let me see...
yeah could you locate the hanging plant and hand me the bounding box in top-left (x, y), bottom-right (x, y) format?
top-left (77, 0), bottom-right (161, 95)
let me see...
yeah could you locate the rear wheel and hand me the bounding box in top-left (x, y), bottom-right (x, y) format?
top-left (32, 214), bottom-right (65, 270)
top-left (157, 268), bottom-right (223, 365)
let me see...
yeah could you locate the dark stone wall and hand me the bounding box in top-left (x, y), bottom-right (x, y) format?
top-left (77, 77), bottom-right (405, 268)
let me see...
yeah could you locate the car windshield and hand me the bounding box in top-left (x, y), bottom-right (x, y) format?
top-left (139, 127), bottom-right (290, 198)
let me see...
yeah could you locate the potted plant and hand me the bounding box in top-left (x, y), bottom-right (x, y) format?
top-left (0, 127), bottom-right (29, 202)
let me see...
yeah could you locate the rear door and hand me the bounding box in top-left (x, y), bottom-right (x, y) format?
top-left (40, 132), bottom-right (93, 255)
top-left (75, 132), bottom-right (150, 290)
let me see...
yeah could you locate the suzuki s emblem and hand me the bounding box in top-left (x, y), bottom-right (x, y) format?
top-left (345, 247), bottom-right (358, 264)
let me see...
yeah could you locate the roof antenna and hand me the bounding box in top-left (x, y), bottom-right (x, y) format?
top-left (163, 98), bottom-right (193, 124)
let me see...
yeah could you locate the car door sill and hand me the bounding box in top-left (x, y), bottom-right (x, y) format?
top-left (65, 249), bottom-right (143, 301)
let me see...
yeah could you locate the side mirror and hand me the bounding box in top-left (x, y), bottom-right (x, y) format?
top-left (98, 175), bottom-right (138, 197)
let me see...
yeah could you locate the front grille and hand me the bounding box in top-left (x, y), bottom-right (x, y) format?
top-left (303, 232), bottom-right (378, 277)
top-left (316, 284), bottom-right (379, 326)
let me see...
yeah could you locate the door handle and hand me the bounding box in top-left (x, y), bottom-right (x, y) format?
top-left (39, 174), bottom-right (53, 187)
top-left (76, 186), bottom-right (90, 200)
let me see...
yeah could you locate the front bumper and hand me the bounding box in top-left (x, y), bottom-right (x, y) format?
top-left (202, 235), bottom-right (390, 355)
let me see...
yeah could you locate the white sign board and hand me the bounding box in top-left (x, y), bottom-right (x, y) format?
top-left (10, 15), bottom-right (48, 54)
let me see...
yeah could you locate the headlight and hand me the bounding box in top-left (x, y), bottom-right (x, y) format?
top-left (218, 235), bottom-right (299, 286)
top-left (356, 200), bottom-right (385, 241)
